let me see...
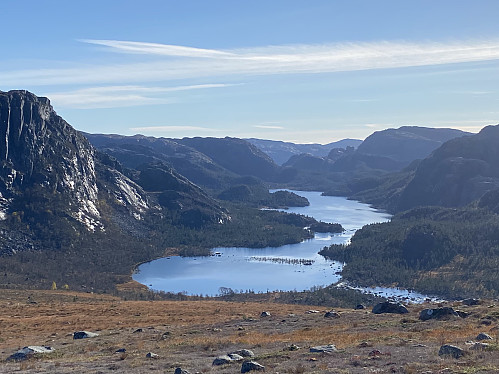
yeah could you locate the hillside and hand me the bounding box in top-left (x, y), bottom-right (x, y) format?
top-left (0, 289), bottom-right (497, 373)
top-left (350, 125), bottom-right (499, 213)
top-left (356, 126), bottom-right (470, 165)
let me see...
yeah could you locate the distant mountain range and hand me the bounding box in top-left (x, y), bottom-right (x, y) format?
top-left (246, 138), bottom-right (362, 165)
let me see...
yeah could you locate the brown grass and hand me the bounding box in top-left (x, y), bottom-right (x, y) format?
top-left (0, 289), bottom-right (498, 373)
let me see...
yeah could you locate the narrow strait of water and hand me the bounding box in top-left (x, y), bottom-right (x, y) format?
top-left (133, 191), bottom-right (432, 302)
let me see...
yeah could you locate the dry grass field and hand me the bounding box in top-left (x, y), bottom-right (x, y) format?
top-left (0, 288), bottom-right (497, 373)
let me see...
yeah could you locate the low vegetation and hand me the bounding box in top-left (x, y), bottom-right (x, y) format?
top-left (0, 289), bottom-right (497, 373)
top-left (320, 205), bottom-right (499, 299)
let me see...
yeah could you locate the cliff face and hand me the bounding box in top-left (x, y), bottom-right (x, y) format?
top-left (0, 90), bottom-right (111, 230)
top-left (0, 90), bottom-right (229, 253)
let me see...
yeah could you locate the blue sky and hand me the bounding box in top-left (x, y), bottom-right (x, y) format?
top-left (3, 0), bottom-right (499, 143)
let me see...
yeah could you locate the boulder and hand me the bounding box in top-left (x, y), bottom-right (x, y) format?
top-left (438, 344), bottom-right (464, 359)
top-left (372, 302), bottom-right (408, 314)
top-left (241, 360), bottom-right (265, 373)
top-left (73, 331), bottom-right (99, 339)
top-left (324, 310), bottom-right (340, 318)
top-left (260, 311), bottom-right (271, 317)
top-left (231, 349), bottom-right (255, 358)
top-left (6, 346), bottom-right (55, 362)
top-left (354, 304), bottom-right (365, 310)
top-left (146, 352), bottom-right (159, 359)
top-left (310, 344), bottom-right (337, 353)
top-left (174, 368), bottom-right (191, 374)
top-left (419, 307), bottom-right (458, 321)
top-left (476, 332), bottom-right (493, 341)
top-left (212, 355), bottom-right (233, 366)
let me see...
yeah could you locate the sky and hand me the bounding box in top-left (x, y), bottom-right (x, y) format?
top-left (2, 0), bottom-right (499, 143)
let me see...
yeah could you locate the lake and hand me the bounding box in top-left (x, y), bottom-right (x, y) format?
top-left (133, 191), bottom-right (412, 297)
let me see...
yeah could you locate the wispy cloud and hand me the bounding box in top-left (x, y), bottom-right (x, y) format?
top-left (3, 39), bottom-right (499, 87)
top-left (44, 84), bottom-right (237, 109)
top-left (81, 39), bottom-right (235, 58)
top-left (253, 125), bottom-right (285, 130)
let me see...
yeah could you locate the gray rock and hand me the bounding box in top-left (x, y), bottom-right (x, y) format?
top-left (419, 307), bottom-right (458, 321)
top-left (476, 332), bottom-right (493, 341)
top-left (324, 310), bottom-right (340, 318)
top-left (260, 311), bottom-right (271, 317)
top-left (73, 331), bottom-right (99, 339)
top-left (174, 368), bottom-right (191, 374)
top-left (146, 352), bottom-right (159, 359)
top-left (231, 349), bottom-right (255, 357)
top-left (438, 344), bottom-right (464, 359)
top-left (6, 346), bottom-right (55, 362)
top-left (228, 353), bottom-right (244, 361)
top-left (372, 302), bottom-right (408, 314)
top-left (241, 360), bottom-right (265, 373)
top-left (310, 344), bottom-right (337, 353)
top-left (212, 355), bottom-right (233, 365)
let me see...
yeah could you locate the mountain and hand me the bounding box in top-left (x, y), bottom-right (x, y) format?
top-left (84, 133), bottom-right (237, 191)
top-left (0, 90), bottom-right (229, 255)
top-left (246, 138), bottom-right (362, 165)
top-left (397, 125), bottom-right (499, 211)
top-left (356, 126), bottom-right (470, 166)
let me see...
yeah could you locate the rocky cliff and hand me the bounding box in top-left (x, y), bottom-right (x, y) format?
top-left (0, 90), bottom-right (228, 254)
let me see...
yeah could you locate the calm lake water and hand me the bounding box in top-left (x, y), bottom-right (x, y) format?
top-left (133, 191), bottom-right (405, 297)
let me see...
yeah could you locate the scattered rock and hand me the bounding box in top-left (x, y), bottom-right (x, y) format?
top-left (372, 302), bottom-right (408, 314)
top-left (462, 298), bottom-right (480, 306)
top-left (133, 328), bottom-right (143, 333)
top-left (241, 360), bottom-right (265, 373)
top-left (469, 342), bottom-right (489, 351)
top-left (260, 311), bottom-right (271, 317)
top-left (438, 344), bottom-right (464, 359)
top-left (231, 349), bottom-right (255, 357)
top-left (115, 348), bottom-right (126, 353)
top-left (287, 344), bottom-right (300, 351)
top-left (212, 355), bottom-right (233, 366)
top-left (476, 332), bottom-right (493, 341)
top-left (324, 310), bottom-right (340, 318)
top-left (419, 307), bottom-right (458, 321)
top-left (73, 331), bottom-right (99, 339)
top-left (174, 368), bottom-right (191, 374)
top-left (306, 310), bottom-right (320, 314)
top-left (6, 346), bottom-right (55, 362)
top-left (146, 352), bottom-right (159, 359)
top-left (310, 344), bottom-right (337, 353)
